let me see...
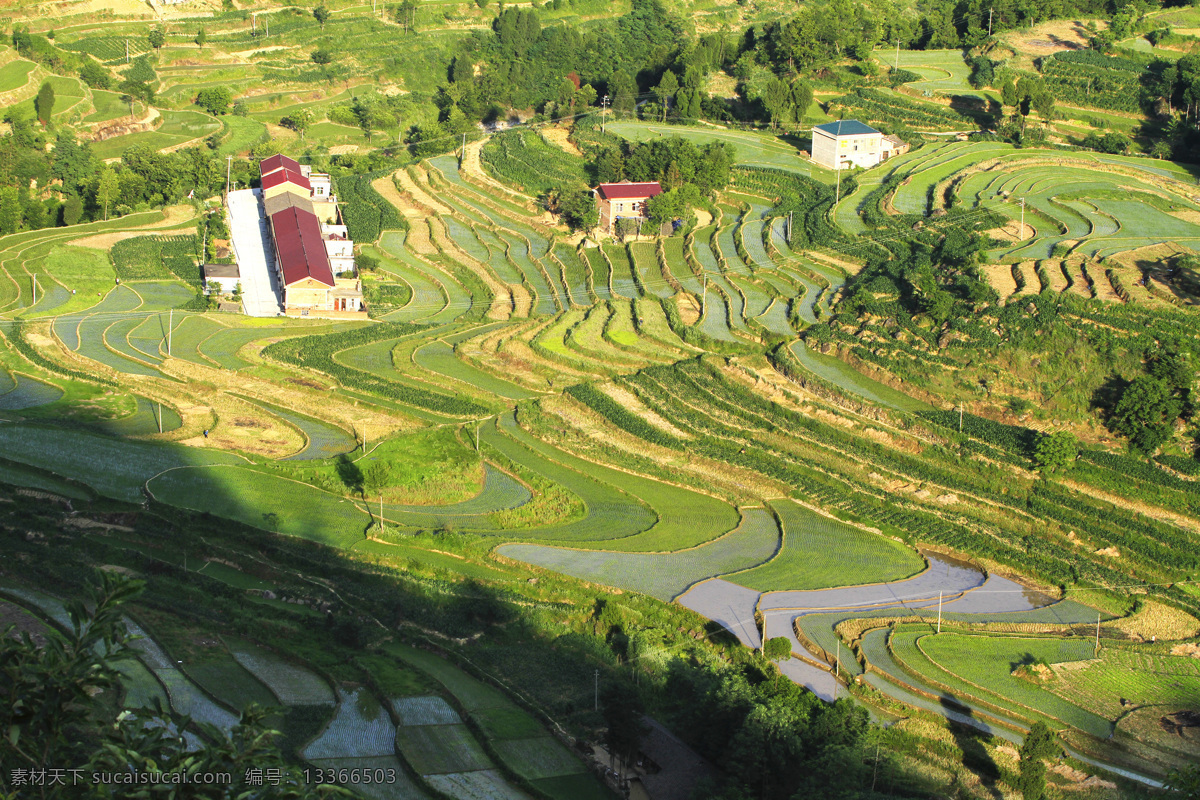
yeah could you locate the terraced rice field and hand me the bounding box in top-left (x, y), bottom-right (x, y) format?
top-left (2, 120), bottom-right (1191, 784)
top-left (498, 507), bottom-right (779, 600)
top-left (729, 502), bottom-right (925, 591)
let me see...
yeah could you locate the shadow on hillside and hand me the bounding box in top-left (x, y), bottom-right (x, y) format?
top-left (940, 695), bottom-right (1001, 798)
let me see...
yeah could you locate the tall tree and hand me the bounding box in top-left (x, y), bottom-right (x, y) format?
top-left (1016, 722), bottom-right (1057, 800)
top-left (195, 26), bottom-right (207, 47)
top-left (0, 187), bottom-right (22, 234)
top-left (97, 167), bottom-right (119, 221)
top-left (655, 69), bottom-right (678, 122)
top-left (148, 26), bottom-right (165, 49)
top-left (395, 0), bottom-right (418, 33)
top-left (313, 5), bottom-right (331, 28)
top-left (610, 69), bottom-right (637, 116)
top-left (34, 80), bottom-right (55, 126)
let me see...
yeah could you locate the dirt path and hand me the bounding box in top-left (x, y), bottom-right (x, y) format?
top-left (394, 168), bottom-right (451, 214)
top-left (68, 205), bottom-right (197, 248)
top-left (372, 173), bottom-right (438, 256)
top-left (461, 139), bottom-right (532, 201)
top-left (427, 217), bottom-right (513, 320)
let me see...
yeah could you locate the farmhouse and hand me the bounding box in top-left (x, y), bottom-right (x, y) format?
top-left (258, 156), bottom-right (365, 318)
top-left (202, 262), bottom-right (240, 295)
top-left (594, 181), bottom-right (663, 235)
top-left (811, 121), bottom-right (908, 170)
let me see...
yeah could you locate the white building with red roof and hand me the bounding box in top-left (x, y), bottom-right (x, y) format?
top-left (594, 181), bottom-right (663, 235)
top-left (236, 155), bottom-right (365, 318)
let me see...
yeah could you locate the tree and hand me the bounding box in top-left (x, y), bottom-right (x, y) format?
top-left (759, 76), bottom-right (792, 129)
top-left (1000, 78), bottom-right (1018, 109)
top-left (595, 147), bottom-right (624, 183)
top-left (61, 195), bottom-right (83, 226)
top-left (394, 0), bottom-right (418, 33)
top-left (35, 80), bottom-right (55, 126)
top-left (148, 26), bottom-right (165, 49)
top-left (791, 79), bottom-right (814, 121)
top-left (601, 683), bottom-right (648, 776)
top-left (364, 463), bottom-right (392, 525)
top-left (1015, 722), bottom-right (1057, 800)
top-left (560, 188), bottom-right (599, 232)
top-left (195, 26), bottom-right (207, 47)
top-left (97, 167), bottom-right (119, 221)
top-left (196, 86), bottom-right (233, 116)
top-left (282, 108), bottom-right (312, 138)
top-left (1167, 765), bottom-right (1200, 799)
top-left (0, 572), bottom-right (144, 781)
top-left (763, 636), bottom-right (791, 661)
top-left (0, 187), bottom-right (22, 234)
top-left (79, 58), bottom-right (111, 90)
top-left (1, 572), bottom-right (333, 799)
top-left (1030, 88), bottom-right (1055, 122)
top-left (610, 68), bottom-right (637, 116)
top-left (313, 5), bottom-right (331, 28)
top-left (654, 70), bottom-right (678, 122)
top-left (312, 49), bottom-right (333, 65)
top-left (1110, 375), bottom-right (1184, 454)
top-left (1034, 430), bottom-right (1076, 472)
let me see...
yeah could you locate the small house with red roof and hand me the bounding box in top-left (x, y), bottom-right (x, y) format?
top-left (594, 181), bottom-right (662, 235)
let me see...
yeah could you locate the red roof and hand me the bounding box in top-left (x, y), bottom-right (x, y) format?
top-left (269, 206), bottom-right (335, 287)
top-left (597, 182), bottom-right (662, 201)
top-left (262, 169), bottom-right (311, 192)
top-left (260, 154), bottom-right (302, 177)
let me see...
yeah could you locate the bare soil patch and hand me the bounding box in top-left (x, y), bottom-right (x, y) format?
top-left (395, 168), bottom-right (450, 215)
top-left (599, 384), bottom-right (691, 439)
top-left (982, 262), bottom-right (1019, 300)
top-left (677, 292), bottom-right (701, 325)
top-left (540, 126), bottom-right (583, 157)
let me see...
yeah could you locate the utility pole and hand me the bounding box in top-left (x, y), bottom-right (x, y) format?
top-left (156, 402), bottom-right (163, 434)
top-left (167, 308), bottom-right (173, 355)
top-left (594, 669), bottom-right (599, 712)
top-left (225, 155), bottom-right (233, 198)
top-left (958, 403), bottom-right (963, 432)
top-left (265, 17), bottom-right (269, 36)
top-left (1095, 612), bottom-right (1101, 649)
top-left (895, 39), bottom-right (900, 72)
top-left (601, 95), bottom-right (609, 132)
top-left (1019, 197), bottom-right (1026, 240)
top-left (937, 591), bottom-right (943, 633)
top-left (988, 8), bottom-right (994, 36)
top-left (31, 274), bottom-right (36, 306)
top-left (475, 422), bottom-right (480, 452)
top-left (125, 39), bottom-right (130, 63)
top-left (460, 132), bottom-right (466, 167)
top-left (380, 493), bottom-right (384, 534)
top-left (835, 163), bottom-right (842, 206)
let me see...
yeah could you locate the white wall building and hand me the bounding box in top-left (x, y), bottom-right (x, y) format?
top-left (811, 121), bottom-right (907, 170)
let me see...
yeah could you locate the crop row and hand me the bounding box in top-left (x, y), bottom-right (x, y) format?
top-left (335, 172), bottom-right (407, 243)
top-left (261, 323), bottom-right (488, 417)
top-left (830, 89), bottom-right (970, 130)
top-left (479, 130), bottom-right (589, 196)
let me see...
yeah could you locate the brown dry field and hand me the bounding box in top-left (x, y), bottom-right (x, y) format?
top-left (982, 262), bottom-right (1018, 300)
